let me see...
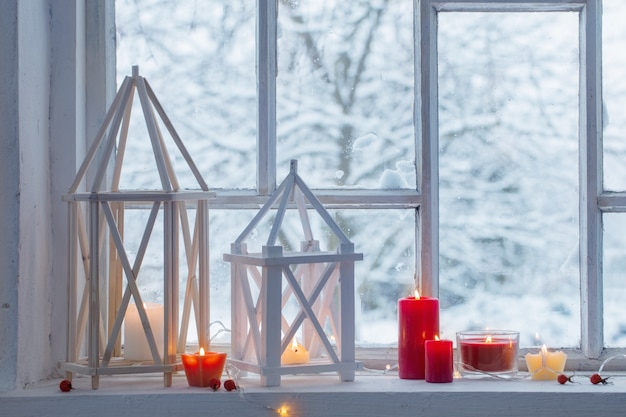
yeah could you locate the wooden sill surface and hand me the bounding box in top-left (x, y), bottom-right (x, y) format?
top-left (3, 371), bottom-right (626, 417)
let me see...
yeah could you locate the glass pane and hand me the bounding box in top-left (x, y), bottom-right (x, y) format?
top-left (124, 208), bottom-right (267, 345)
top-left (602, 214), bottom-right (626, 347)
top-left (438, 12), bottom-right (580, 348)
top-left (209, 208), bottom-right (415, 347)
top-left (603, 1), bottom-right (626, 191)
top-left (276, 1), bottom-right (415, 189)
top-left (115, 0), bottom-right (256, 190)
top-left (120, 205), bottom-right (214, 346)
top-left (350, 210), bottom-right (415, 346)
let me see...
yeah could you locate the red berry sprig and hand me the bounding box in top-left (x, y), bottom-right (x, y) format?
top-left (223, 379), bottom-right (237, 392)
top-left (590, 373), bottom-right (610, 385)
top-left (557, 374), bottom-right (575, 384)
top-left (59, 379), bottom-right (73, 392)
top-left (209, 378), bottom-right (221, 391)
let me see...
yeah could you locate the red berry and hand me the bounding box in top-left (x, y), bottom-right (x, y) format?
top-left (590, 373), bottom-right (610, 384)
top-left (557, 374), bottom-right (573, 384)
top-left (59, 379), bottom-right (72, 392)
top-left (223, 379), bottom-right (237, 391)
top-left (209, 378), bottom-right (221, 391)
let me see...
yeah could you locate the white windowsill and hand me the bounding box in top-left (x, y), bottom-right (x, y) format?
top-left (2, 371), bottom-right (625, 417)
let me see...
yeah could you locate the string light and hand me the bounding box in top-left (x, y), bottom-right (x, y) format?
top-left (209, 320), bottom-right (231, 341)
top-left (361, 363), bottom-right (398, 375)
top-left (598, 353), bottom-right (626, 374)
top-left (226, 364), bottom-right (293, 416)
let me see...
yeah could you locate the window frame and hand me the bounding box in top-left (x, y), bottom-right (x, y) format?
top-left (420, 0), bottom-right (603, 359)
top-left (103, 0), bottom-right (614, 363)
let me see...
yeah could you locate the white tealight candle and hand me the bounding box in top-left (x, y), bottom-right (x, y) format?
top-left (525, 344), bottom-right (567, 380)
top-left (124, 302), bottom-right (164, 361)
top-left (281, 336), bottom-right (310, 365)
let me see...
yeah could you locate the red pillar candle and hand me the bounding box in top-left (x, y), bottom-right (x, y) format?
top-left (181, 348), bottom-right (227, 387)
top-left (425, 337), bottom-right (454, 383)
top-left (398, 293), bottom-right (439, 379)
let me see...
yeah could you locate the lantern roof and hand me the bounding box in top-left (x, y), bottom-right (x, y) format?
top-left (234, 160), bottom-right (353, 248)
top-left (67, 65), bottom-right (209, 196)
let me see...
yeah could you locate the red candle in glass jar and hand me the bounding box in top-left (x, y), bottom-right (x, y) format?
top-left (181, 348), bottom-right (227, 387)
top-left (459, 336), bottom-right (517, 373)
top-left (398, 292), bottom-right (439, 379)
top-left (425, 337), bottom-right (453, 383)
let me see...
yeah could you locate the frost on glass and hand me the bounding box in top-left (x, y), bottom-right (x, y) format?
top-left (602, 1), bottom-right (626, 192)
top-left (438, 12), bottom-right (580, 347)
top-left (115, 0), bottom-right (256, 190)
top-left (276, 0), bottom-right (415, 189)
top-left (602, 214), bottom-right (626, 347)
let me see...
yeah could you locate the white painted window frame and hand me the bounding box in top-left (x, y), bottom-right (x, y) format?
top-left (94, 0), bottom-right (615, 364)
top-left (419, 0), bottom-right (604, 361)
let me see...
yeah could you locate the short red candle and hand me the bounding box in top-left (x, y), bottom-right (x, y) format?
top-left (425, 338), bottom-right (453, 383)
top-left (459, 337), bottom-right (518, 373)
top-left (398, 295), bottom-right (439, 379)
top-left (181, 350), bottom-right (227, 387)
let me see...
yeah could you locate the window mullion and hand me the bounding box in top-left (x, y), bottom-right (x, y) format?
top-left (579, 0), bottom-right (603, 359)
top-left (418, 0), bottom-right (439, 298)
top-left (256, 0), bottom-right (277, 196)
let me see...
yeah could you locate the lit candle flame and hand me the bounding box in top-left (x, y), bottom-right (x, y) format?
top-left (414, 289), bottom-right (420, 299)
top-left (199, 347), bottom-right (205, 356)
top-left (485, 336), bottom-right (493, 343)
top-left (291, 337), bottom-right (298, 352)
top-left (435, 335), bottom-right (440, 341)
top-left (277, 405), bottom-right (289, 416)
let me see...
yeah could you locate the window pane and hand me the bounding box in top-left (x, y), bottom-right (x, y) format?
top-left (276, 1), bottom-right (415, 189)
top-left (212, 208), bottom-right (415, 347)
top-left (115, 0), bottom-right (256, 190)
top-left (125, 206), bottom-right (412, 347)
top-left (602, 1), bottom-right (626, 191)
top-left (350, 210), bottom-right (415, 346)
top-left (438, 12), bottom-right (580, 347)
top-left (602, 214), bottom-right (626, 347)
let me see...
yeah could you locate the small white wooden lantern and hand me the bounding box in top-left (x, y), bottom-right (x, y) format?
top-left (60, 66), bottom-right (215, 389)
top-left (224, 160), bottom-right (363, 386)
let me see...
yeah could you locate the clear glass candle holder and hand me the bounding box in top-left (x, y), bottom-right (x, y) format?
top-left (456, 330), bottom-right (519, 378)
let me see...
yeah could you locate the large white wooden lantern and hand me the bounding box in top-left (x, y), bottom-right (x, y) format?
top-left (224, 160), bottom-right (363, 386)
top-left (60, 66), bottom-right (215, 389)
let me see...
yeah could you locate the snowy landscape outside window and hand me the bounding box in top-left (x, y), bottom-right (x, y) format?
top-left (437, 11), bottom-right (580, 347)
top-left (114, 0), bottom-right (626, 360)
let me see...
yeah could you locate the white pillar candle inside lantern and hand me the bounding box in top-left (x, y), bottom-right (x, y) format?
top-left (124, 302), bottom-right (164, 361)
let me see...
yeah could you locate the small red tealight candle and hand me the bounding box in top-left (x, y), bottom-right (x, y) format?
top-left (425, 336), bottom-right (454, 383)
top-left (181, 347), bottom-right (227, 387)
top-left (398, 290), bottom-right (439, 379)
